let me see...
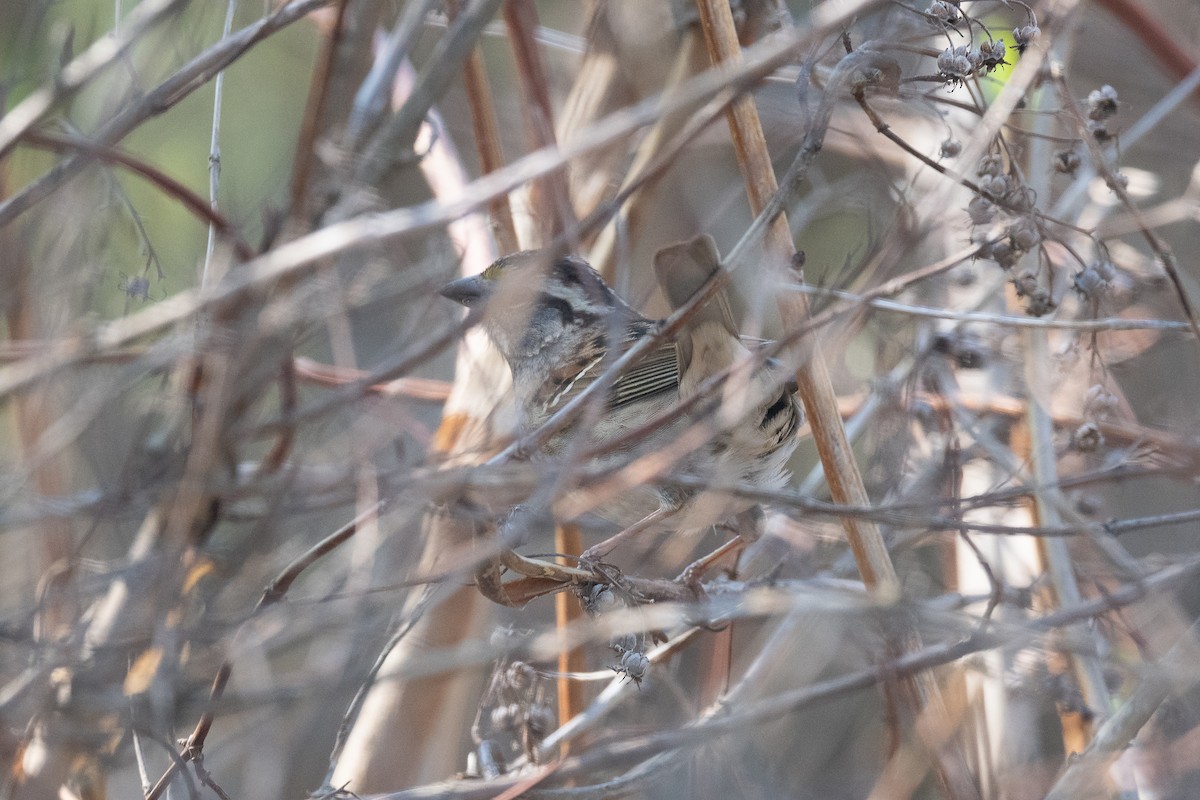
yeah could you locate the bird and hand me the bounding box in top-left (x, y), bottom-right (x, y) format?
top-left (439, 234), bottom-right (801, 556)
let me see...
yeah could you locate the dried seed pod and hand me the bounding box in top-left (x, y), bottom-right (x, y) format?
top-left (967, 196), bottom-right (995, 225)
top-left (1084, 384), bottom-right (1119, 418)
top-left (1070, 422), bottom-right (1104, 453)
top-left (1013, 24), bottom-right (1040, 52)
top-left (979, 39), bottom-right (1007, 71)
top-left (1054, 148), bottom-right (1082, 175)
top-left (615, 649), bottom-right (650, 685)
top-left (977, 154), bottom-right (1005, 177)
top-left (1087, 85), bottom-right (1119, 121)
top-left (937, 46), bottom-right (974, 79)
top-left (1073, 265), bottom-right (1110, 298)
top-left (1008, 217), bottom-right (1041, 251)
top-left (1024, 289), bottom-right (1056, 317)
top-left (926, 0), bottom-right (960, 24)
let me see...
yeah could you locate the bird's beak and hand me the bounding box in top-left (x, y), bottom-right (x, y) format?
top-left (439, 275), bottom-right (489, 307)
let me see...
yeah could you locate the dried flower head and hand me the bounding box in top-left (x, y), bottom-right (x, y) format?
top-left (1054, 148), bottom-right (1081, 176)
top-left (1013, 270), bottom-right (1039, 297)
top-left (1070, 422), bottom-right (1104, 453)
top-left (1084, 384), bottom-right (1119, 418)
top-left (1087, 85), bottom-right (1119, 121)
top-left (524, 704), bottom-right (556, 740)
top-left (979, 39), bottom-right (1007, 71)
top-left (612, 647), bottom-right (649, 687)
top-left (937, 46), bottom-right (975, 81)
top-left (1007, 183), bottom-right (1037, 211)
top-left (1073, 260), bottom-right (1116, 299)
top-left (933, 331), bottom-right (988, 368)
top-left (1008, 217), bottom-right (1041, 251)
top-left (1092, 259), bottom-right (1116, 282)
top-left (979, 173), bottom-right (1011, 199)
top-left (580, 583), bottom-right (618, 615)
top-left (980, 238), bottom-right (1017, 269)
top-left (1088, 119), bottom-right (1113, 142)
top-left (967, 196), bottom-right (995, 225)
top-left (977, 154), bottom-right (1005, 177)
top-left (926, 0), bottom-right (961, 24)
top-left (1013, 24), bottom-right (1040, 53)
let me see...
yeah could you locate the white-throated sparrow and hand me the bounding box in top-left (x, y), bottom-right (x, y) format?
top-left (439, 234), bottom-right (801, 544)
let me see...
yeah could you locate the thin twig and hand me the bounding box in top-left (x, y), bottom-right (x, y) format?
top-left (19, 130), bottom-right (254, 260)
top-left (145, 504), bottom-right (379, 800)
top-left (1052, 66), bottom-right (1200, 352)
top-left (0, 0), bottom-right (334, 229)
top-left (0, 0), bottom-right (187, 159)
top-left (202, 0), bottom-right (239, 286)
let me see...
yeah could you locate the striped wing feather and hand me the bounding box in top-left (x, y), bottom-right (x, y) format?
top-left (540, 336), bottom-right (681, 414)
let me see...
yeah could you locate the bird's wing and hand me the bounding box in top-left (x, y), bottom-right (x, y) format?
top-left (538, 327), bottom-right (679, 415)
top-left (609, 340), bottom-right (680, 409)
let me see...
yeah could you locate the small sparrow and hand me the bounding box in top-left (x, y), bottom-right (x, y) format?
top-left (440, 235), bottom-right (800, 543)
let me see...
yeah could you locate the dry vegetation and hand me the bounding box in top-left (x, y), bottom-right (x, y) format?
top-left (2, 0), bottom-right (1200, 798)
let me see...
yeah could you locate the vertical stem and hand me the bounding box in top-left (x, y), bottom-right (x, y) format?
top-left (502, 0), bottom-right (577, 241)
top-left (203, 0), bottom-right (238, 286)
top-left (447, 0), bottom-right (520, 253)
top-left (692, 2), bottom-right (978, 797)
top-left (501, 0), bottom-right (586, 731)
top-left (289, 0), bottom-right (351, 219)
top-left (692, 0), bottom-right (895, 593)
top-left (554, 523), bottom-right (585, 755)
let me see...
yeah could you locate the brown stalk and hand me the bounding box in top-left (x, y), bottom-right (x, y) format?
top-left (692, 2), bottom-right (978, 798)
top-left (288, 0), bottom-right (351, 218)
top-left (0, 200), bottom-right (78, 800)
top-left (588, 25), bottom-right (707, 280)
top-left (554, 2), bottom-right (627, 229)
top-left (693, 2), bottom-right (896, 593)
top-left (501, 0), bottom-right (578, 242)
top-left (553, 522), bottom-right (586, 755)
top-left (328, 23), bottom-right (504, 782)
top-left (499, 0), bottom-right (588, 737)
top-left (446, 0), bottom-right (520, 253)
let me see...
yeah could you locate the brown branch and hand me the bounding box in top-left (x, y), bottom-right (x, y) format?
top-left (0, 0), bottom-right (186, 160)
top-left (19, 130), bottom-right (255, 261)
top-left (288, 0), bottom-right (351, 217)
top-left (446, 0), bottom-right (520, 253)
top-left (502, 0), bottom-right (578, 243)
top-left (0, 27), bottom-right (810, 406)
top-left (291, 356), bottom-right (451, 400)
top-left (145, 505), bottom-right (378, 800)
top-left (375, 556), bottom-right (1200, 799)
top-left (352, 0), bottom-right (505, 186)
top-left (0, 0), bottom-right (334, 230)
top-left (692, 6), bottom-right (977, 798)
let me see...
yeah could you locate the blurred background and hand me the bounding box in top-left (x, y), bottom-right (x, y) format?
top-left (2, 1), bottom-right (1200, 798)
